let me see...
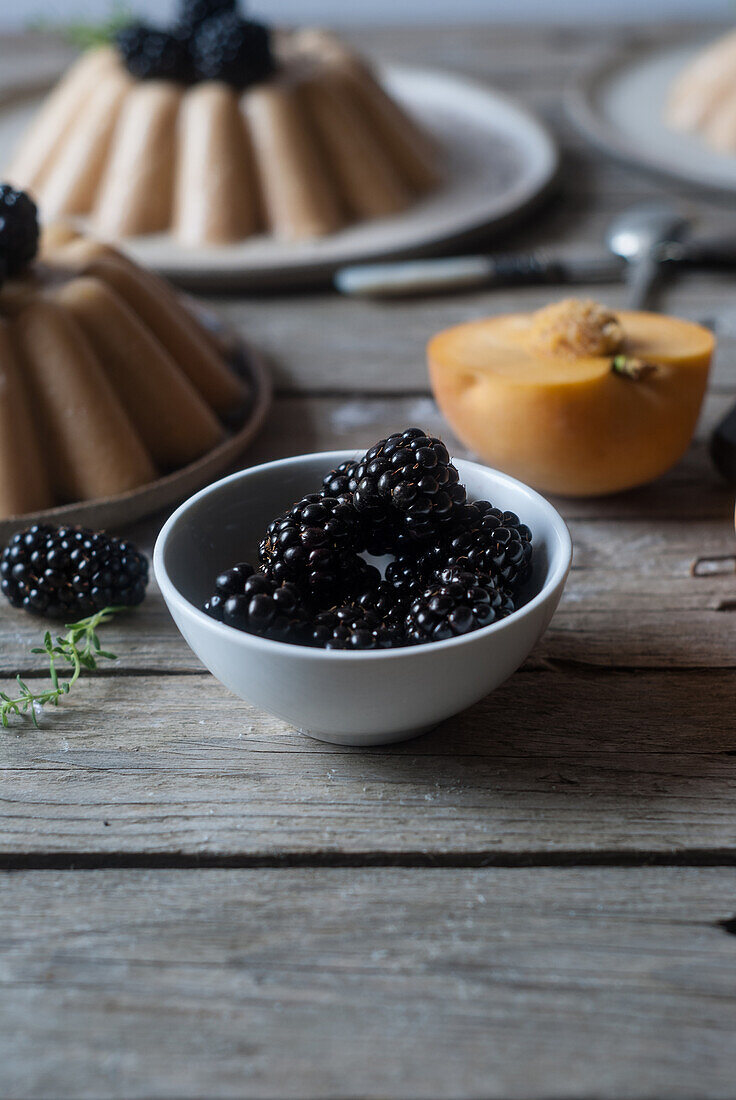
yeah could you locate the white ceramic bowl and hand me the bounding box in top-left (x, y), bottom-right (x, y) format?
top-left (154, 452), bottom-right (572, 747)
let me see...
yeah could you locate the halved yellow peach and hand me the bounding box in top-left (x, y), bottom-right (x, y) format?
top-left (427, 303), bottom-right (714, 497)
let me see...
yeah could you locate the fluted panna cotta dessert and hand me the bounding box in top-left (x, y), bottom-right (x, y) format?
top-left (5, 0), bottom-right (440, 247)
top-left (0, 185), bottom-right (247, 521)
top-left (666, 30), bottom-right (736, 153)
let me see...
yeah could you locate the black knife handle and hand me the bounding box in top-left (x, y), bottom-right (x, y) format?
top-left (489, 253), bottom-right (564, 284)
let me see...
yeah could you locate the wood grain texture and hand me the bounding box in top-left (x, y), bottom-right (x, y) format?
top-left (2, 868), bottom-right (736, 1099)
top-left (204, 291), bottom-right (736, 395)
top-left (1, 389), bottom-right (734, 680)
top-left (2, 667), bottom-right (736, 857)
top-left (2, 24), bottom-right (736, 1100)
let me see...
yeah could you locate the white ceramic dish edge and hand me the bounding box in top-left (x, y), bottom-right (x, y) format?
top-left (566, 40), bottom-right (736, 198)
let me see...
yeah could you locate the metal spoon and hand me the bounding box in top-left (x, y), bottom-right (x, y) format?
top-left (606, 202), bottom-right (691, 310)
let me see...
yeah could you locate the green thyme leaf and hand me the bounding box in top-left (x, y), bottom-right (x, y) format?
top-left (0, 606), bottom-right (123, 729)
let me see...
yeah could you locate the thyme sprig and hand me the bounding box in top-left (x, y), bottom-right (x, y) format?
top-left (0, 607), bottom-right (124, 728)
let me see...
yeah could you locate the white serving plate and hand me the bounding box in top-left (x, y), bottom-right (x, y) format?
top-left (0, 65), bottom-right (559, 288)
top-left (154, 452), bottom-right (572, 747)
top-left (567, 41), bottom-right (736, 197)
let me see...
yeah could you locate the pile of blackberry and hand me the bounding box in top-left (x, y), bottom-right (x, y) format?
top-left (1, 525), bottom-right (149, 619)
top-left (114, 0), bottom-right (275, 88)
top-left (203, 430), bottom-right (534, 650)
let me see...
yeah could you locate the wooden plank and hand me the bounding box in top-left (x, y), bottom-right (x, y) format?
top-left (205, 289), bottom-right (736, 395)
top-left (2, 867), bottom-right (736, 1099)
top-left (0, 390), bottom-right (734, 677)
top-left (3, 509), bottom-right (736, 676)
top-left (3, 667), bottom-right (736, 856)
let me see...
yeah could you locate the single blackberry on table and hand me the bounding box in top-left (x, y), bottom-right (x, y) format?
top-left (352, 428), bottom-right (466, 547)
top-left (177, 0), bottom-right (237, 33)
top-left (443, 500), bottom-right (533, 590)
top-left (404, 566), bottom-right (514, 644)
top-left (0, 185), bottom-right (39, 279)
top-left (115, 23), bottom-right (193, 82)
top-left (190, 12), bottom-right (275, 86)
top-left (307, 606), bottom-right (398, 650)
top-left (205, 568), bottom-right (309, 642)
top-left (259, 494), bottom-right (366, 600)
top-left (0, 525), bottom-right (148, 620)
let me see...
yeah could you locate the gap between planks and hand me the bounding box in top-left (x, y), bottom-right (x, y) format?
top-left (6, 848), bottom-right (736, 872)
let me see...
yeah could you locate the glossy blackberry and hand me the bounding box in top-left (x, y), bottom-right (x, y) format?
top-left (340, 556), bottom-right (381, 599)
top-left (404, 567), bottom-right (514, 644)
top-left (259, 494), bottom-right (366, 599)
top-left (308, 606), bottom-right (398, 650)
top-left (115, 22), bottom-right (193, 82)
top-left (385, 543), bottom-right (447, 603)
top-left (352, 428), bottom-right (466, 546)
top-left (0, 185), bottom-right (39, 278)
top-left (205, 569), bottom-right (308, 641)
top-left (191, 12), bottom-right (275, 86)
top-left (0, 525), bottom-right (148, 620)
top-left (443, 501), bottom-right (533, 590)
top-left (213, 560), bottom-right (256, 594)
top-left (203, 559), bottom-right (256, 619)
top-left (350, 580), bottom-right (407, 638)
top-left (321, 460), bottom-right (358, 501)
top-left (320, 461), bottom-right (399, 557)
top-left (177, 0), bottom-right (236, 33)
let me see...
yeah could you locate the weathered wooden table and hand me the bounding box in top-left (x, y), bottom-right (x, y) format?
top-left (3, 22), bottom-right (736, 1099)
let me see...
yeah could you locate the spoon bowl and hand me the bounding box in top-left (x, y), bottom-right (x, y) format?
top-left (606, 201), bottom-right (691, 309)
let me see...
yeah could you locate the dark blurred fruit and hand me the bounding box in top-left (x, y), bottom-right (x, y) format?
top-left (177, 0), bottom-right (237, 34)
top-left (190, 13), bottom-right (274, 86)
top-left (0, 184), bottom-right (39, 278)
top-left (116, 22), bottom-right (194, 82)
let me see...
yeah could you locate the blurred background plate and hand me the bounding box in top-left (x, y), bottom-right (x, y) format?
top-left (567, 41), bottom-right (736, 197)
top-left (0, 65), bottom-right (558, 288)
top-left (0, 310), bottom-right (272, 542)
